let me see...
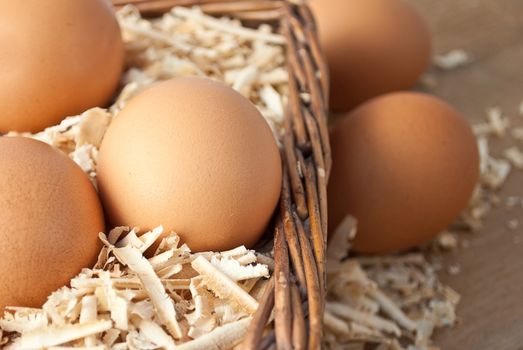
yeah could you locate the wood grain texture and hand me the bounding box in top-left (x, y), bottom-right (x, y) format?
top-left (405, 1), bottom-right (523, 349)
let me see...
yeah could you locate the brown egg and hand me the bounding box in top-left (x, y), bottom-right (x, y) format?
top-left (97, 77), bottom-right (282, 252)
top-left (328, 92), bottom-right (479, 253)
top-left (0, 137), bottom-right (104, 311)
top-left (310, 0), bottom-right (431, 112)
top-left (0, 0), bottom-right (124, 133)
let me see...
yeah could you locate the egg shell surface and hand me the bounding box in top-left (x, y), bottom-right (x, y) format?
top-left (0, 137), bottom-right (104, 311)
top-left (328, 92), bottom-right (479, 253)
top-left (0, 0), bottom-right (124, 133)
top-left (97, 77), bottom-right (282, 252)
top-left (310, 0), bottom-right (432, 112)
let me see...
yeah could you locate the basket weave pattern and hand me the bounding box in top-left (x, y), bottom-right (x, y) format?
top-left (112, 1), bottom-right (330, 348)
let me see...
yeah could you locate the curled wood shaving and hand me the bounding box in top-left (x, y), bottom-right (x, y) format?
top-left (191, 256), bottom-right (259, 314)
top-left (111, 245), bottom-right (182, 338)
top-left (185, 277), bottom-right (216, 339)
top-left (209, 255), bottom-right (270, 281)
top-left (326, 302), bottom-right (402, 337)
top-left (0, 309), bottom-right (48, 334)
top-left (176, 317), bottom-right (252, 350)
top-left (327, 216), bottom-right (357, 262)
top-left (367, 289), bottom-right (417, 332)
top-left (6, 321), bottom-right (112, 350)
top-left (79, 296), bottom-right (98, 346)
top-left (137, 319), bottom-right (176, 350)
top-left (171, 7), bottom-right (285, 44)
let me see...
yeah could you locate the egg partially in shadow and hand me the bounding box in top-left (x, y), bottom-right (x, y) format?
top-left (310, 0), bottom-right (431, 112)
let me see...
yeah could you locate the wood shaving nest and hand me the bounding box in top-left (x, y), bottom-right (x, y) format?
top-left (1, 226), bottom-right (268, 349)
top-left (1, 223), bottom-right (459, 350)
top-left (0, 5), bottom-right (474, 350)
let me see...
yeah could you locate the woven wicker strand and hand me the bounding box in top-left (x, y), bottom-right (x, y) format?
top-left (113, 0), bottom-right (284, 18)
top-left (112, 1), bottom-right (330, 349)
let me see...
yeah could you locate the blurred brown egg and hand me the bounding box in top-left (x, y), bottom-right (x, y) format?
top-left (0, 0), bottom-right (124, 133)
top-left (328, 92), bottom-right (479, 253)
top-left (0, 137), bottom-right (104, 311)
top-left (97, 77), bottom-right (282, 252)
top-left (310, 0), bottom-right (431, 112)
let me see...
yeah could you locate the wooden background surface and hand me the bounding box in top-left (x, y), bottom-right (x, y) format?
top-left (403, 1), bottom-right (523, 349)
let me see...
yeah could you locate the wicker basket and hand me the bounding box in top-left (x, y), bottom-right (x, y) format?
top-left (112, 1), bottom-right (330, 348)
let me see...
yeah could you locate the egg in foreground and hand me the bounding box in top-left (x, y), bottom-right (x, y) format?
top-left (0, 137), bottom-right (104, 311)
top-left (97, 77), bottom-right (282, 252)
top-left (328, 92), bottom-right (479, 253)
top-left (0, 0), bottom-right (124, 133)
top-left (310, 0), bottom-right (431, 112)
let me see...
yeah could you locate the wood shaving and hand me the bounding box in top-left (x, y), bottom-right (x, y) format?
top-left (434, 232), bottom-right (459, 251)
top-left (327, 216), bottom-right (357, 262)
top-left (208, 255), bottom-right (269, 281)
top-left (191, 256), bottom-right (259, 314)
top-left (473, 107), bottom-right (510, 138)
top-left (460, 110), bottom-right (517, 230)
top-left (504, 146), bottom-right (523, 169)
top-left (460, 99), bottom-right (523, 231)
top-left (433, 49), bottom-right (470, 70)
top-left (111, 244), bottom-right (183, 339)
top-left (6, 321), bottom-right (113, 349)
top-left (324, 219), bottom-right (460, 350)
top-left (176, 317), bottom-right (251, 350)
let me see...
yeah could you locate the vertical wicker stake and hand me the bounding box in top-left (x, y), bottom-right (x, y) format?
top-left (112, 1), bottom-right (330, 348)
